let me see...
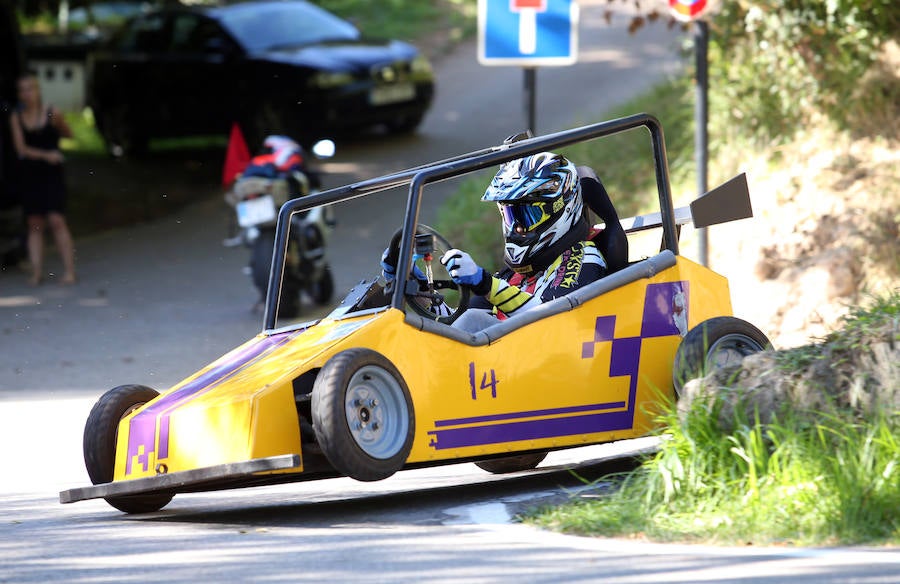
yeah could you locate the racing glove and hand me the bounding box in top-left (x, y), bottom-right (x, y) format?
top-left (440, 249), bottom-right (491, 295)
top-left (381, 247), bottom-right (426, 284)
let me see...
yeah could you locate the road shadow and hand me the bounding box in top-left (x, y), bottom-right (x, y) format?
top-left (63, 128), bottom-right (432, 240)
top-left (114, 456), bottom-right (644, 528)
top-left (65, 146), bottom-right (226, 237)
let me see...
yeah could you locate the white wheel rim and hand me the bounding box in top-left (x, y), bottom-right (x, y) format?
top-left (706, 333), bottom-right (766, 371)
top-left (344, 365), bottom-right (408, 459)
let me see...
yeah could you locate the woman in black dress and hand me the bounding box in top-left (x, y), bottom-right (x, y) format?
top-left (9, 71), bottom-right (76, 285)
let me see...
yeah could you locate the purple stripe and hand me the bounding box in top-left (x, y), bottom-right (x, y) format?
top-left (157, 416), bottom-right (171, 460)
top-left (427, 409), bottom-right (634, 450)
top-left (124, 330), bottom-right (302, 475)
top-left (150, 332), bottom-right (297, 412)
top-left (427, 282), bottom-right (691, 453)
top-left (434, 401), bottom-right (626, 428)
top-left (641, 281), bottom-right (689, 338)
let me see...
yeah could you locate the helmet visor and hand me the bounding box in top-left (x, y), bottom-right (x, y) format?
top-left (500, 201), bottom-right (552, 232)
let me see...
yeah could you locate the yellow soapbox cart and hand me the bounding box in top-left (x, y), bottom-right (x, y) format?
top-left (61, 114), bottom-right (771, 513)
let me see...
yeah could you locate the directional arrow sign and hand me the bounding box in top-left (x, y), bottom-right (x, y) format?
top-left (511, 0), bottom-right (546, 54)
top-left (478, 0), bottom-right (578, 67)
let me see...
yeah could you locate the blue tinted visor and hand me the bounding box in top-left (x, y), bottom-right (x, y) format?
top-left (500, 202), bottom-right (550, 232)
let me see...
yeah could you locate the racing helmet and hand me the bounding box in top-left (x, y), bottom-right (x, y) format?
top-left (482, 152), bottom-right (587, 274)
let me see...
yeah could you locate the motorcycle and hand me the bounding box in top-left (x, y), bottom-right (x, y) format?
top-left (224, 137), bottom-right (336, 318)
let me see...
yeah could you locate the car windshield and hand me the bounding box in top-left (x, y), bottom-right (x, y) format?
top-left (218, 2), bottom-right (359, 52)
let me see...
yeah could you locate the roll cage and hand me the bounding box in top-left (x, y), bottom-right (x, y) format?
top-left (264, 113), bottom-right (679, 331)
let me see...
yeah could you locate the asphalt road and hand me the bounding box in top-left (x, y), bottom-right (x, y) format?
top-left (6, 416), bottom-right (899, 583)
top-left (2, 3), bottom-right (899, 582)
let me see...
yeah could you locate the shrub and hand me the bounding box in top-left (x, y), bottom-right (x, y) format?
top-left (707, 0), bottom-right (900, 141)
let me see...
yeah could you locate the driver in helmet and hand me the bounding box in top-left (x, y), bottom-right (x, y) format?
top-left (439, 152), bottom-right (608, 331)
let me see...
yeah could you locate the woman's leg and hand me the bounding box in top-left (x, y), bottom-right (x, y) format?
top-left (47, 212), bottom-right (76, 283)
top-left (26, 214), bottom-right (46, 285)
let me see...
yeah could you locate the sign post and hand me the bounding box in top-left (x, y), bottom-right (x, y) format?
top-left (694, 20), bottom-right (709, 266)
top-left (478, 0), bottom-right (579, 135)
top-left (668, 0), bottom-right (713, 266)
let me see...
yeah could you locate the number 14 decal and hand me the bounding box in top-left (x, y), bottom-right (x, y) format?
top-left (469, 362), bottom-right (499, 399)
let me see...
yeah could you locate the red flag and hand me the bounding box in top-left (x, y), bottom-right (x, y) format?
top-left (222, 122), bottom-right (251, 187)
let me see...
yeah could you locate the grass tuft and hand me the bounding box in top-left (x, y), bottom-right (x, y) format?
top-left (527, 293), bottom-right (900, 546)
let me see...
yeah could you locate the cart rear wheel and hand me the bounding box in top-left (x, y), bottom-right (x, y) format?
top-left (673, 317), bottom-right (772, 396)
top-left (475, 452), bottom-right (547, 474)
top-left (309, 264), bottom-right (334, 306)
top-left (312, 349), bottom-right (414, 481)
top-left (83, 384), bottom-right (173, 513)
top-left (252, 232), bottom-right (300, 318)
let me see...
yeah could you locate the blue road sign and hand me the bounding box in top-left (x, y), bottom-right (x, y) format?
top-left (478, 0), bottom-right (579, 67)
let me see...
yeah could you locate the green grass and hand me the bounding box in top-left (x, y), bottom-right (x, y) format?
top-left (434, 75), bottom-right (696, 272)
top-left (60, 109), bottom-right (106, 156)
top-left (526, 293), bottom-right (900, 546)
top-left (21, 0), bottom-right (478, 46)
top-left (316, 0), bottom-right (476, 45)
top-left (61, 108), bottom-right (228, 158)
top-left (774, 292), bottom-right (900, 374)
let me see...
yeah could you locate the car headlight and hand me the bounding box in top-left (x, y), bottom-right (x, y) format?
top-left (309, 71), bottom-right (354, 88)
top-left (410, 54), bottom-right (432, 76)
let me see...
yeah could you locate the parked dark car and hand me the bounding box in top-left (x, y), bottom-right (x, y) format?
top-left (87, 0), bottom-right (435, 155)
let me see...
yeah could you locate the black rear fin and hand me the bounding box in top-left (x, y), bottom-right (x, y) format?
top-left (689, 173), bottom-right (753, 229)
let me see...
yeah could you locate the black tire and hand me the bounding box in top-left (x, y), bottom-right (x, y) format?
top-left (250, 232), bottom-right (275, 297)
top-left (251, 232), bottom-right (300, 318)
top-left (83, 384), bottom-right (173, 513)
top-left (673, 316), bottom-right (772, 396)
top-left (475, 452), bottom-right (548, 474)
top-left (312, 348), bottom-right (414, 481)
top-left (309, 264), bottom-right (334, 306)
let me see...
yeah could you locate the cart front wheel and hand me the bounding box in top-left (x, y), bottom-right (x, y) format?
top-left (312, 349), bottom-right (414, 482)
top-left (83, 384), bottom-right (173, 513)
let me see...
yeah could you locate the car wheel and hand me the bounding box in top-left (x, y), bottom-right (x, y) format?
top-left (312, 348), bottom-right (414, 481)
top-left (309, 264), bottom-right (334, 306)
top-left (83, 384), bottom-right (173, 513)
top-left (475, 452), bottom-right (548, 474)
top-left (672, 316), bottom-right (772, 397)
top-left (97, 106), bottom-right (148, 158)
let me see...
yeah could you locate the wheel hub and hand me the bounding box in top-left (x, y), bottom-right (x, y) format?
top-left (344, 367), bottom-right (407, 459)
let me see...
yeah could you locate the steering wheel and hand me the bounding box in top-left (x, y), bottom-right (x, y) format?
top-left (385, 225), bottom-right (470, 325)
